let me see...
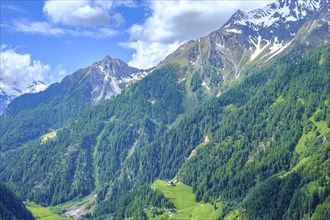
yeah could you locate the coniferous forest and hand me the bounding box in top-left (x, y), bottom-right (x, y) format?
top-left (0, 1), bottom-right (329, 219)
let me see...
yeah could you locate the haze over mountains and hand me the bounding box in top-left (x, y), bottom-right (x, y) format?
top-left (0, 0), bottom-right (329, 219)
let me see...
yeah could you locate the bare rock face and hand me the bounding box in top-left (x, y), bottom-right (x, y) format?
top-left (88, 55), bottom-right (147, 104)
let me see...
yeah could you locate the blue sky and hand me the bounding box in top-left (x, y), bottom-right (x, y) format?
top-left (1, 0), bottom-right (271, 86)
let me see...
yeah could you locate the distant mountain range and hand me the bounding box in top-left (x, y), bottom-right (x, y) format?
top-left (0, 0), bottom-right (329, 219)
top-left (0, 55), bottom-right (148, 115)
top-left (0, 80), bottom-right (47, 115)
top-left (1, 0), bottom-right (327, 115)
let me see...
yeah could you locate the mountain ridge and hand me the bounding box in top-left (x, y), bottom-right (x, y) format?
top-left (0, 55), bottom-right (146, 115)
top-left (0, 80), bottom-right (47, 115)
top-left (0, 0), bottom-right (329, 219)
top-left (158, 0), bottom-right (328, 95)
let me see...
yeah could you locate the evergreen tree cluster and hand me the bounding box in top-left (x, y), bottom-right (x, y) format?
top-left (0, 182), bottom-right (34, 220)
top-left (0, 42), bottom-right (329, 219)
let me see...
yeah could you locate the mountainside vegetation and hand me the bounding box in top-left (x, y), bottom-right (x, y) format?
top-left (106, 45), bottom-right (329, 219)
top-left (0, 3), bottom-right (329, 218)
top-left (0, 65), bottom-right (185, 207)
top-left (0, 67), bottom-right (92, 151)
top-left (1, 44), bottom-right (327, 219)
top-left (0, 182), bottom-right (35, 220)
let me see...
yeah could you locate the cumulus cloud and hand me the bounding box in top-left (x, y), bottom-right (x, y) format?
top-left (43, 0), bottom-right (111, 26)
top-left (125, 0), bottom-right (272, 69)
top-left (43, 0), bottom-right (129, 27)
top-left (46, 64), bottom-right (68, 83)
top-left (3, 0), bottom-right (131, 39)
top-left (0, 47), bottom-right (50, 93)
top-left (120, 41), bottom-right (182, 70)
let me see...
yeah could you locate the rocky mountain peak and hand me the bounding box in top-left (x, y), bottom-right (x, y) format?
top-left (159, 0), bottom-right (329, 100)
top-left (225, 0), bottom-right (326, 31)
top-left (91, 55), bottom-right (139, 79)
top-left (88, 56), bottom-right (147, 104)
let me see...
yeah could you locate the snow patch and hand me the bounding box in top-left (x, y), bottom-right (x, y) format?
top-left (177, 77), bottom-right (186, 83)
top-left (265, 40), bottom-right (293, 62)
top-left (215, 42), bottom-right (224, 48)
top-left (250, 36), bottom-right (271, 61)
top-left (269, 37), bottom-right (284, 54)
top-left (201, 81), bottom-right (210, 91)
top-left (225, 28), bottom-right (242, 34)
top-left (286, 15), bottom-right (298, 22)
top-left (233, 0), bottom-right (322, 30)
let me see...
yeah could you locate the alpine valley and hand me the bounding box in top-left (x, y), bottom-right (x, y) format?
top-left (0, 0), bottom-right (329, 219)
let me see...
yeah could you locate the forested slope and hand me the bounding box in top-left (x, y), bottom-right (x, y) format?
top-left (0, 44), bottom-right (329, 219)
top-left (0, 65), bottom-right (186, 206)
top-left (94, 46), bottom-right (330, 218)
top-left (0, 67), bottom-right (92, 150)
top-left (0, 182), bottom-right (35, 220)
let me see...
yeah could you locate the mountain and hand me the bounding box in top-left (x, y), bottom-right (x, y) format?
top-left (159, 0), bottom-right (329, 97)
top-left (0, 56), bottom-right (145, 150)
top-left (0, 80), bottom-right (47, 115)
top-left (88, 55), bottom-right (146, 104)
top-left (0, 0), bottom-right (329, 219)
top-left (0, 56), bottom-right (145, 115)
top-left (0, 182), bottom-right (35, 220)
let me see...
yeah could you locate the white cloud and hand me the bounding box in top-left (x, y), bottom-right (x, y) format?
top-left (8, 19), bottom-right (117, 38)
top-left (0, 44), bottom-right (7, 51)
top-left (4, 1), bottom-right (128, 38)
top-left (46, 64), bottom-right (68, 83)
top-left (112, 12), bottom-right (125, 27)
top-left (11, 19), bottom-right (65, 36)
top-left (0, 48), bottom-right (50, 94)
top-left (43, 0), bottom-right (108, 26)
top-left (43, 0), bottom-right (127, 27)
top-left (96, 27), bottom-right (118, 38)
top-left (125, 0), bottom-right (272, 69)
top-left (2, 5), bottom-right (28, 13)
top-left (121, 41), bottom-right (182, 69)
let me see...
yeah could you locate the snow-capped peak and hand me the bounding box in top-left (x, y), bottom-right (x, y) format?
top-left (88, 55), bottom-right (147, 104)
top-left (26, 80), bottom-right (48, 93)
top-left (1, 80), bottom-right (48, 98)
top-left (227, 0), bottom-right (325, 31)
top-left (0, 80), bottom-right (48, 115)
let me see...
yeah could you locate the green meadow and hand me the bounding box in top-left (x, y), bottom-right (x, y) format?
top-left (151, 180), bottom-right (222, 219)
top-left (26, 202), bottom-right (73, 220)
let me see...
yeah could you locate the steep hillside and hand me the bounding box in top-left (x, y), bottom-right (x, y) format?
top-left (158, 0), bottom-right (329, 98)
top-left (0, 182), bottom-right (35, 220)
top-left (0, 0), bottom-right (329, 219)
top-left (1, 45), bottom-right (327, 219)
top-left (0, 65), bottom-right (185, 207)
top-left (93, 45), bottom-right (329, 219)
top-left (0, 79), bottom-right (47, 115)
top-left (0, 56), bottom-right (144, 150)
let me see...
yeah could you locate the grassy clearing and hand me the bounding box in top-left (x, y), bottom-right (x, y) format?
top-left (224, 208), bottom-right (244, 220)
top-left (26, 202), bottom-right (73, 220)
top-left (282, 157), bottom-right (311, 178)
top-left (270, 95), bottom-right (286, 108)
top-left (40, 130), bottom-right (57, 144)
top-left (51, 193), bottom-right (96, 212)
top-left (26, 192), bottom-right (96, 220)
top-left (295, 108), bottom-right (329, 155)
top-left (151, 180), bottom-right (222, 219)
top-left (295, 130), bottom-right (316, 155)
